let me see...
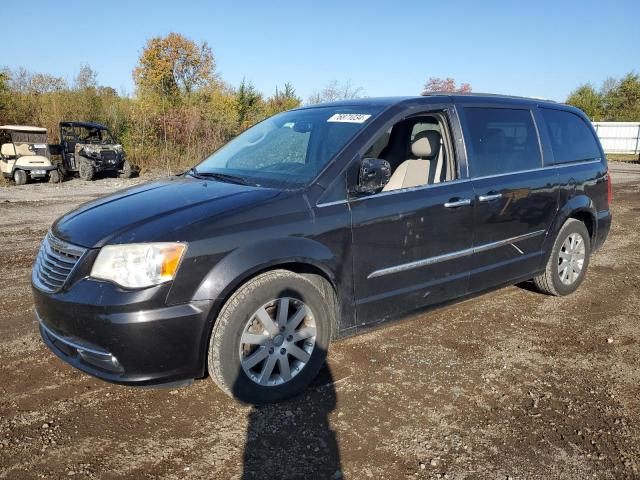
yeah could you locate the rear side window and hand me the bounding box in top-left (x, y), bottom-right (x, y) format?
top-left (540, 108), bottom-right (601, 163)
top-left (464, 107), bottom-right (541, 177)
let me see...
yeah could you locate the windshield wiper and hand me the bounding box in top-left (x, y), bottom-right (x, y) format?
top-left (187, 168), bottom-right (250, 185)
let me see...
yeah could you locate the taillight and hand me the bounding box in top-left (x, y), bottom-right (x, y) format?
top-left (606, 172), bottom-right (613, 206)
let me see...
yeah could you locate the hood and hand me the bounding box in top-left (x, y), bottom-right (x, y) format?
top-left (52, 176), bottom-right (281, 248)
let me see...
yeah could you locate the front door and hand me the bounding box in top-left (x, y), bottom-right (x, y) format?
top-left (350, 110), bottom-right (475, 326)
top-left (458, 105), bottom-right (559, 291)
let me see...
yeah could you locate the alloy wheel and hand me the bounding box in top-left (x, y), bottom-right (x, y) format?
top-left (558, 232), bottom-right (586, 285)
top-left (239, 297), bottom-right (317, 386)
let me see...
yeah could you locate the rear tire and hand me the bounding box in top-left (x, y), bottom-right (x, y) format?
top-left (533, 218), bottom-right (591, 296)
top-left (119, 160), bottom-right (132, 178)
top-left (48, 169), bottom-right (61, 183)
top-left (78, 159), bottom-right (95, 181)
top-left (208, 270), bottom-right (333, 404)
top-left (13, 169), bottom-right (27, 185)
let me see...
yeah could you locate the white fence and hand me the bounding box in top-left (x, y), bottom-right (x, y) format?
top-left (592, 122), bottom-right (640, 155)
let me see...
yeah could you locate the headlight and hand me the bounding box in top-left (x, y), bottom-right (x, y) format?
top-left (90, 243), bottom-right (186, 288)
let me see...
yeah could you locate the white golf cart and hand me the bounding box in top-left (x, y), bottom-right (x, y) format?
top-left (0, 125), bottom-right (60, 185)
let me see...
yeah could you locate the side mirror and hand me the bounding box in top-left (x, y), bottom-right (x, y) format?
top-left (354, 157), bottom-right (391, 194)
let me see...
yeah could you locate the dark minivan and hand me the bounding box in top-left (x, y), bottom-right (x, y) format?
top-left (32, 94), bottom-right (612, 403)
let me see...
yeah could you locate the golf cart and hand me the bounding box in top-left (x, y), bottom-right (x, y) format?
top-left (58, 121), bottom-right (131, 180)
top-left (0, 125), bottom-right (60, 184)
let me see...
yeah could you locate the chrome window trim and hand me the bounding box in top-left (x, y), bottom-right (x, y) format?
top-left (316, 158), bottom-right (601, 207)
top-left (367, 229), bottom-right (546, 279)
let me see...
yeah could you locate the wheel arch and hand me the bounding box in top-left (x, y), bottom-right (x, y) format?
top-left (542, 194), bottom-right (597, 255)
top-left (193, 238), bottom-right (348, 376)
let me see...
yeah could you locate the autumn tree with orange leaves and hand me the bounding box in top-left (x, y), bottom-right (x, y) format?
top-left (422, 77), bottom-right (472, 95)
top-left (133, 32), bottom-right (216, 97)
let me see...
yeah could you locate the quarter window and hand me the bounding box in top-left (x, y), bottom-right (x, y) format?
top-left (464, 107), bottom-right (541, 177)
top-left (540, 108), bottom-right (601, 163)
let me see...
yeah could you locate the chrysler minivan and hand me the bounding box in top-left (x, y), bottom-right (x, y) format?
top-left (32, 94), bottom-right (612, 403)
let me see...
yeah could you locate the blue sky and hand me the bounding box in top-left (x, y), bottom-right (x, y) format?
top-left (2, 0), bottom-right (638, 101)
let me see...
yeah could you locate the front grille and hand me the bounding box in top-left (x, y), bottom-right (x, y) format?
top-left (101, 150), bottom-right (116, 161)
top-left (33, 233), bottom-right (86, 292)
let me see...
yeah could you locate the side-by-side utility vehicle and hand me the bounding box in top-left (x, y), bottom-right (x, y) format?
top-left (1, 125), bottom-right (60, 184)
top-left (57, 121), bottom-right (131, 181)
top-left (32, 94), bottom-right (612, 403)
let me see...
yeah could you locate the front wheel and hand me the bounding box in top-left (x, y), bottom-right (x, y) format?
top-left (208, 270), bottom-right (333, 404)
top-left (78, 159), bottom-right (95, 181)
top-left (533, 218), bottom-right (591, 296)
top-left (13, 169), bottom-right (27, 185)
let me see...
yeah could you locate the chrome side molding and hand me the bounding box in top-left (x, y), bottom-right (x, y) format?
top-left (367, 229), bottom-right (546, 279)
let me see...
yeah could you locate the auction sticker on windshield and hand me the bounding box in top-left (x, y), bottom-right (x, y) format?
top-left (327, 113), bottom-right (372, 123)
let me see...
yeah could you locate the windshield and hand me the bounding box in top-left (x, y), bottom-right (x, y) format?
top-left (77, 127), bottom-right (114, 144)
top-left (195, 106), bottom-right (382, 187)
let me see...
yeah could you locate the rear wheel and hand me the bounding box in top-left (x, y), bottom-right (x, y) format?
top-left (119, 160), bottom-right (132, 178)
top-left (533, 218), bottom-right (591, 296)
top-left (78, 159), bottom-right (95, 181)
top-left (48, 169), bottom-right (61, 183)
top-left (13, 169), bottom-right (27, 185)
top-left (208, 270), bottom-right (333, 404)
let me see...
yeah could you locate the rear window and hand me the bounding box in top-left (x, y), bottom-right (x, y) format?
top-left (464, 107), bottom-right (541, 177)
top-left (540, 108), bottom-right (601, 163)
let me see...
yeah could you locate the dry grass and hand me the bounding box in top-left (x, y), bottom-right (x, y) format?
top-left (607, 153), bottom-right (639, 163)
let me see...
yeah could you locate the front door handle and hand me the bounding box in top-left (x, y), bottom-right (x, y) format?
top-left (444, 198), bottom-right (472, 208)
top-left (478, 193), bottom-right (502, 202)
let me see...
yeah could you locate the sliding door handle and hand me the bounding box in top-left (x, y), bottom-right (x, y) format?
top-left (444, 198), bottom-right (471, 208)
top-left (478, 193), bottom-right (502, 202)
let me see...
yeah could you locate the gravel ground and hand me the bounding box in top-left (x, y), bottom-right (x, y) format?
top-left (0, 163), bottom-right (638, 479)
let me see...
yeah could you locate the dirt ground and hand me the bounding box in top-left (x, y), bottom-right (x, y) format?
top-left (0, 163), bottom-right (639, 479)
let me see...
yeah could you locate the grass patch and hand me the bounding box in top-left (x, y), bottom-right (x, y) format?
top-left (607, 153), bottom-right (639, 163)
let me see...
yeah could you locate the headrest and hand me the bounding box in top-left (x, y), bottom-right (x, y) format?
top-left (1, 143), bottom-right (16, 156)
top-left (411, 130), bottom-right (441, 158)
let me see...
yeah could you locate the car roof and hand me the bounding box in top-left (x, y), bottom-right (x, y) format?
top-left (60, 121), bottom-right (108, 129)
top-left (297, 93), bottom-right (560, 109)
top-left (0, 125), bottom-right (47, 132)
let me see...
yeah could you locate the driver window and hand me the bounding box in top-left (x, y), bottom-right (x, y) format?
top-left (363, 114), bottom-right (456, 192)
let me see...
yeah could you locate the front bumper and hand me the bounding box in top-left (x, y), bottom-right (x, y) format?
top-left (20, 165), bottom-right (56, 177)
top-left (33, 279), bottom-right (213, 386)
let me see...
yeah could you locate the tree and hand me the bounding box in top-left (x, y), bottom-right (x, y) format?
top-left (602, 72), bottom-right (640, 121)
top-left (421, 77), bottom-right (471, 94)
top-left (307, 80), bottom-right (363, 104)
top-left (74, 63), bottom-right (98, 90)
top-left (566, 84), bottom-right (603, 120)
top-left (0, 69), bottom-right (9, 121)
top-left (133, 32), bottom-right (215, 97)
top-left (265, 82), bottom-right (301, 115)
top-left (236, 78), bottom-right (264, 127)
top-left (9, 67), bottom-right (67, 94)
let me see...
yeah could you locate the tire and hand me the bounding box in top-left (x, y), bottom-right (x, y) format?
top-left (48, 169), bottom-right (61, 183)
top-left (208, 269), bottom-right (333, 404)
top-left (78, 159), bottom-right (95, 181)
top-left (119, 160), bottom-right (132, 178)
top-left (533, 218), bottom-right (591, 296)
top-left (13, 169), bottom-right (27, 185)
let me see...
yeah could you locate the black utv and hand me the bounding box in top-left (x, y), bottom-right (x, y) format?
top-left (57, 121), bottom-right (132, 181)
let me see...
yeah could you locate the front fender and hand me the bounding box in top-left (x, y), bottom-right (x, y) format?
top-left (192, 237), bottom-right (338, 303)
